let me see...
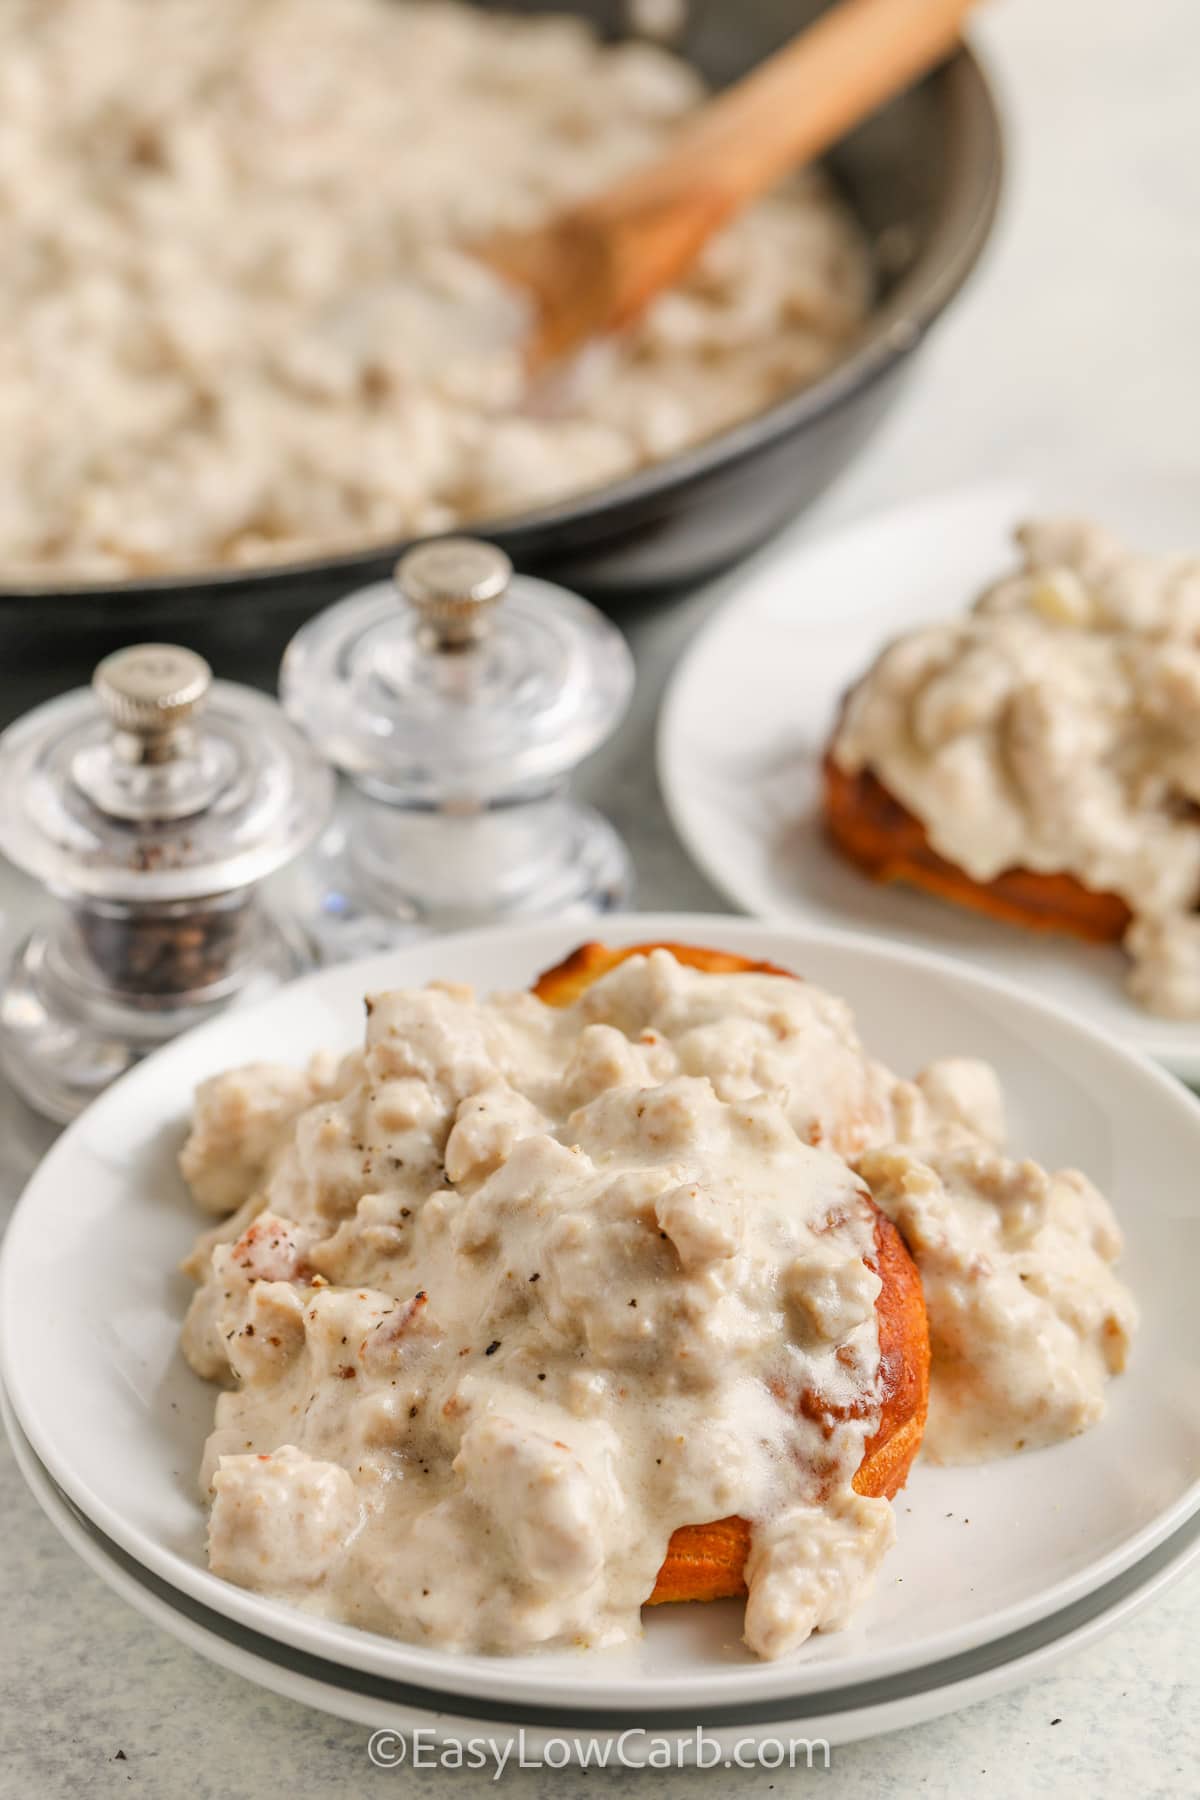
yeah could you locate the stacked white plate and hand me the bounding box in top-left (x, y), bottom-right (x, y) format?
top-left (3, 916), bottom-right (1199, 1753)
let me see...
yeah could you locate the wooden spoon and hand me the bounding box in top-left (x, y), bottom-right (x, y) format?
top-left (479, 0), bottom-right (976, 370)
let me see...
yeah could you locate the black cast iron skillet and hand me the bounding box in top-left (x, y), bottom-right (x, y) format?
top-left (1, 0), bottom-right (1002, 662)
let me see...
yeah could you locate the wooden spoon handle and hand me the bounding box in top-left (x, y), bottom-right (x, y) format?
top-left (618, 0), bottom-right (974, 209)
top-left (563, 0), bottom-right (975, 338)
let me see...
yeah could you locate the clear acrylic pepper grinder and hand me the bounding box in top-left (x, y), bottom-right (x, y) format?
top-left (0, 644), bottom-right (334, 1121)
top-left (280, 538), bottom-right (634, 957)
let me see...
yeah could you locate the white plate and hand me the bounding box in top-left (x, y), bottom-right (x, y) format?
top-left (3, 916), bottom-right (1200, 1716)
top-left (7, 1375), bottom-right (1200, 1757)
top-left (658, 485), bottom-right (1200, 1077)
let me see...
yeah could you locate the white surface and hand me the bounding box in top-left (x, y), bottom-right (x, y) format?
top-left (3, 915), bottom-right (1198, 1716)
top-left (659, 485), bottom-right (1200, 1076)
top-left (3, 3), bottom-right (1199, 1793)
top-left (7, 1373), bottom-right (1200, 1759)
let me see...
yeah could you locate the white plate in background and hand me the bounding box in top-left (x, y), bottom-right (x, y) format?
top-left (2, 916), bottom-right (1198, 1715)
top-left (658, 485), bottom-right (1200, 1076)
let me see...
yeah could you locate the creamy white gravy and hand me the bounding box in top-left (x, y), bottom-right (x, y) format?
top-left (2, 0), bottom-right (869, 579)
top-left (833, 519), bottom-right (1200, 1016)
top-left (179, 951), bottom-right (1136, 1657)
top-left (866, 1065), bottom-right (1136, 1462)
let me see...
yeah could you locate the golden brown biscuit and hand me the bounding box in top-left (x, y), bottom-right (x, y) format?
top-left (533, 940), bottom-right (931, 1608)
top-left (532, 939), bottom-right (799, 1004)
top-left (822, 748), bottom-right (1132, 944)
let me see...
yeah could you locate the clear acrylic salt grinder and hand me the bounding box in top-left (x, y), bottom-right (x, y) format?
top-left (280, 538), bottom-right (634, 957)
top-left (0, 644), bottom-right (334, 1122)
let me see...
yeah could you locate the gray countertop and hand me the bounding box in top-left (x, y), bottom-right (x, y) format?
top-left (2, 2), bottom-right (1198, 1794)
